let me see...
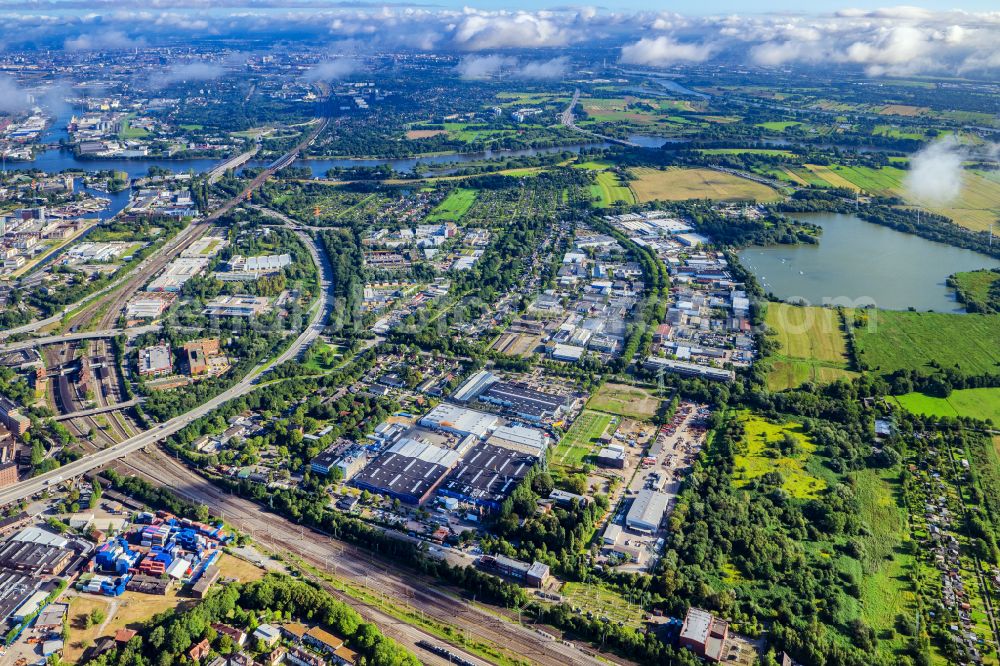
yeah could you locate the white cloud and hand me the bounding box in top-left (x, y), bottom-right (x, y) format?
top-left (904, 136), bottom-right (967, 206)
top-left (456, 55), bottom-right (516, 80)
top-left (451, 11), bottom-right (572, 50)
top-left (149, 61), bottom-right (226, 88)
top-left (620, 36), bottom-right (714, 66)
top-left (302, 58), bottom-right (361, 82)
top-left (517, 56), bottom-right (570, 80)
top-left (65, 29), bottom-right (144, 51)
top-left (0, 76), bottom-right (30, 114)
top-left (456, 54), bottom-right (570, 80)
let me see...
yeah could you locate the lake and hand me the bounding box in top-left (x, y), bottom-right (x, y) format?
top-left (737, 212), bottom-right (1000, 313)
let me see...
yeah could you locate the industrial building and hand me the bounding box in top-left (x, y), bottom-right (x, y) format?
top-left (679, 607), bottom-right (728, 662)
top-left (477, 554), bottom-right (550, 587)
top-left (626, 489), bottom-right (670, 533)
top-left (487, 424), bottom-right (550, 457)
top-left (451, 369), bottom-right (499, 403)
top-left (217, 253), bottom-right (292, 280)
top-left (478, 381), bottom-right (571, 422)
top-left (437, 443), bottom-right (537, 510)
top-left (352, 438), bottom-right (461, 505)
top-left (596, 446), bottom-right (627, 469)
top-left (0, 570), bottom-right (40, 625)
top-left (203, 295), bottom-right (271, 318)
top-left (139, 344), bottom-right (172, 377)
top-left (419, 403), bottom-right (500, 440)
top-left (0, 539), bottom-right (73, 576)
top-left (642, 356), bottom-right (735, 382)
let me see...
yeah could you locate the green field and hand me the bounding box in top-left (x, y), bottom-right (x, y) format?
top-left (119, 114), bottom-right (149, 139)
top-left (426, 188), bottom-right (477, 221)
top-left (560, 582), bottom-right (646, 628)
top-left (554, 410), bottom-right (614, 469)
top-left (848, 468), bottom-right (916, 656)
top-left (850, 310), bottom-right (1000, 375)
top-left (755, 121), bottom-right (803, 131)
top-left (590, 170), bottom-right (635, 208)
top-left (587, 383), bottom-right (660, 420)
top-left (733, 412), bottom-right (827, 499)
top-left (179, 124), bottom-right (203, 131)
top-left (765, 303), bottom-right (855, 390)
top-left (952, 269), bottom-right (1000, 312)
top-left (700, 148), bottom-right (795, 157)
top-left (894, 388), bottom-right (1000, 424)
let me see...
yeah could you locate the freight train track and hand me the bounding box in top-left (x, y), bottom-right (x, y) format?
top-left (116, 449), bottom-right (621, 666)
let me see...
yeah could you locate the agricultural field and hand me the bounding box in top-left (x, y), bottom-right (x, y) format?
top-left (765, 303), bottom-right (855, 390)
top-left (850, 309), bottom-right (1000, 375)
top-left (426, 188), bottom-right (477, 221)
top-left (590, 170), bottom-right (635, 208)
top-left (800, 164), bottom-right (1000, 231)
top-left (877, 104), bottom-right (929, 116)
top-left (553, 409), bottom-right (614, 469)
top-left (630, 167), bottom-right (782, 203)
top-left (893, 388), bottom-right (1000, 424)
top-left (405, 128), bottom-right (447, 139)
top-left (587, 382), bottom-right (661, 420)
top-left (732, 412), bottom-right (827, 499)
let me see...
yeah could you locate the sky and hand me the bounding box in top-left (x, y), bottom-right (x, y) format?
top-left (0, 2), bottom-right (999, 78)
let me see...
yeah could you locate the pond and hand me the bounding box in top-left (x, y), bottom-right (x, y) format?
top-left (737, 212), bottom-right (1000, 313)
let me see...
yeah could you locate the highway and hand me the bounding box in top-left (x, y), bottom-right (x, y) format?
top-left (560, 87), bottom-right (639, 148)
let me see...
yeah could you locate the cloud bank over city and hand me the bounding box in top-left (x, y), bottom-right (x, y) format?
top-left (1, 4), bottom-right (1000, 76)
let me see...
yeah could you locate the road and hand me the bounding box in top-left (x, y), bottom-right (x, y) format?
top-left (0, 325), bottom-right (159, 353)
top-left (120, 449), bottom-right (614, 666)
top-left (54, 398), bottom-right (143, 422)
top-left (560, 87), bottom-right (639, 148)
top-left (0, 124), bottom-right (334, 507)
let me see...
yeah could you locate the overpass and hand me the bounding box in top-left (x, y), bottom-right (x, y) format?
top-left (0, 325), bottom-right (160, 353)
top-left (54, 398), bottom-right (143, 421)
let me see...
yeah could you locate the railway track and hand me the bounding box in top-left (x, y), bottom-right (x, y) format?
top-left (116, 449), bottom-right (621, 666)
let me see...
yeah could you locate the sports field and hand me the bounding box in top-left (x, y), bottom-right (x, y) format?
top-left (553, 409), bottom-right (614, 469)
top-left (630, 167), bottom-right (782, 203)
top-left (732, 412), bottom-right (827, 499)
top-left (850, 309), bottom-right (1000, 375)
top-left (587, 383), bottom-right (661, 419)
top-left (426, 188), bottom-right (477, 221)
top-left (894, 388), bottom-right (1000, 424)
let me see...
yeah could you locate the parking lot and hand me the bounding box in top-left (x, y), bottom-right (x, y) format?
top-left (601, 402), bottom-right (710, 572)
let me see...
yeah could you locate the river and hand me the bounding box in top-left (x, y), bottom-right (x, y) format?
top-left (737, 212), bottom-right (1000, 313)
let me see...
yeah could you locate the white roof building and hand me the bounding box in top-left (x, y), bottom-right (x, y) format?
top-left (419, 404), bottom-right (500, 440)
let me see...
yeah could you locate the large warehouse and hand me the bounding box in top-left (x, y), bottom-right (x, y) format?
top-left (438, 443), bottom-right (537, 510)
top-left (352, 438), bottom-right (462, 505)
top-left (478, 381), bottom-right (571, 423)
top-left (419, 403), bottom-right (500, 440)
top-left (626, 489), bottom-right (670, 533)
